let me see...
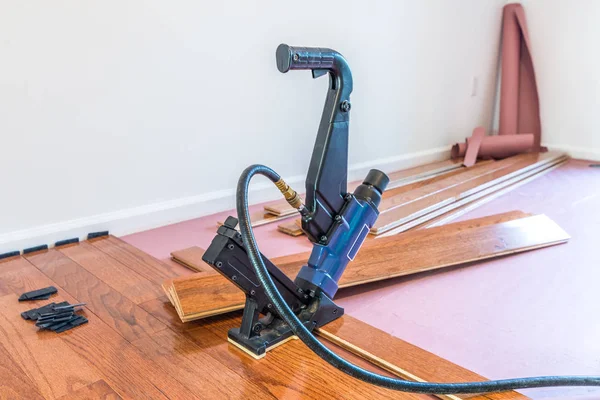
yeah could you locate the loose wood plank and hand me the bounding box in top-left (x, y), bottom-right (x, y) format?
top-left (264, 158), bottom-right (467, 217)
top-left (372, 153), bottom-right (564, 234)
top-left (381, 158), bottom-right (567, 235)
top-left (277, 220), bottom-right (304, 236)
top-left (166, 213), bottom-right (559, 322)
top-left (59, 241), bottom-right (163, 304)
top-left (56, 380), bottom-right (122, 400)
top-left (422, 159), bottom-right (567, 229)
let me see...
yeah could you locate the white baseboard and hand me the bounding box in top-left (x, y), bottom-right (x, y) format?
top-left (543, 143), bottom-right (600, 162)
top-left (0, 146), bottom-right (451, 255)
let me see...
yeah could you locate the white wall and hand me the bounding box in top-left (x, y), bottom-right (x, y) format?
top-left (0, 0), bottom-right (507, 253)
top-left (518, 0), bottom-right (600, 160)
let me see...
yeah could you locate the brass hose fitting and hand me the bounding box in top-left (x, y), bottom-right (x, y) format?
top-left (274, 179), bottom-right (304, 210)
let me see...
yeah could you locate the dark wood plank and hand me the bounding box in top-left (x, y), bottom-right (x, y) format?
top-left (59, 241), bottom-right (163, 304)
top-left (56, 380), bottom-right (122, 400)
top-left (167, 213), bottom-right (560, 322)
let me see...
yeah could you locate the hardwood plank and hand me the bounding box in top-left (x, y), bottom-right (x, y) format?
top-left (89, 235), bottom-right (193, 283)
top-left (184, 311), bottom-right (429, 400)
top-left (26, 248), bottom-right (275, 399)
top-left (0, 342), bottom-right (45, 400)
top-left (376, 155), bottom-right (535, 215)
top-left (317, 315), bottom-right (527, 400)
top-left (379, 157), bottom-right (567, 236)
top-left (26, 249), bottom-right (167, 342)
top-left (373, 153), bottom-right (563, 234)
top-left (264, 159), bottom-right (468, 217)
top-left (277, 220), bottom-right (304, 236)
top-left (141, 293), bottom-right (521, 400)
top-left (59, 241), bottom-right (163, 304)
top-left (0, 293), bottom-right (101, 399)
top-left (166, 213), bottom-right (559, 322)
top-left (3, 256), bottom-right (208, 399)
top-left (421, 160), bottom-right (567, 229)
top-left (56, 380), bottom-right (122, 400)
top-left (274, 167), bottom-right (488, 237)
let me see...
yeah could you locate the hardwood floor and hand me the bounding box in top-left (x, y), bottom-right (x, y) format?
top-left (0, 236), bottom-right (525, 399)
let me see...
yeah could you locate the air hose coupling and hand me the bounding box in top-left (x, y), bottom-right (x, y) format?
top-left (275, 178), bottom-right (308, 215)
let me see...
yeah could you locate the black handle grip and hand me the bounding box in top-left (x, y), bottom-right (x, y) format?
top-left (276, 44), bottom-right (337, 73)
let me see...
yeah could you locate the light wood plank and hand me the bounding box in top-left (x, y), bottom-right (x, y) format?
top-left (378, 157), bottom-right (567, 236)
top-left (372, 153), bottom-right (564, 234)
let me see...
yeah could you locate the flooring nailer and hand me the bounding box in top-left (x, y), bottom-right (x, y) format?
top-left (202, 44), bottom-right (600, 395)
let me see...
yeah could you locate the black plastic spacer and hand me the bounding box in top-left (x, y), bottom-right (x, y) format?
top-left (87, 231), bottom-right (109, 240)
top-left (55, 238), bottom-right (80, 247)
top-left (23, 244), bottom-right (49, 255)
top-left (0, 250), bottom-right (20, 260)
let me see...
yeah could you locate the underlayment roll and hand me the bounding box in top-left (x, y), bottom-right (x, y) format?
top-left (499, 3), bottom-right (542, 150)
top-left (452, 133), bottom-right (534, 160)
top-left (453, 3), bottom-right (542, 166)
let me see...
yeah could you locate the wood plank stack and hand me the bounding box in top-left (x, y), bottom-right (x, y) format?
top-left (276, 151), bottom-right (567, 237)
top-left (221, 158), bottom-right (466, 228)
top-left (165, 212), bottom-right (570, 322)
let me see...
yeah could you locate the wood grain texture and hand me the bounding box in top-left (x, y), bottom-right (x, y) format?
top-left (59, 241), bottom-right (163, 304)
top-left (143, 294), bottom-right (515, 400)
top-left (25, 247), bottom-right (274, 399)
top-left (387, 160), bottom-right (567, 234)
top-left (0, 236), bottom-right (532, 399)
top-left (165, 213), bottom-right (561, 322)
top-left (56, 380), bottom-right (122, 400)
top-left (0, 292), bottom-right (101, 399)
top-left (89, 236), bottom-right (193, 283)
top-left (0, 342), bottom-right (45, 400)
top-left (0, 256), bottom-right (190, 399)
top-left (183, 311), bottom-right (429, 400)
top-left (317, 315), bottom-right (527, 400)
top-left (26, 249), bottom-right (167, 342)
top-left (373, 152), bottom-right (564, 234)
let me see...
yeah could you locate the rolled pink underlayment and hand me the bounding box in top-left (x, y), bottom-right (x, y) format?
top-left (452, 132), bottom-right (535, 162)
top-left (499, 3), bottom-right (542, 151)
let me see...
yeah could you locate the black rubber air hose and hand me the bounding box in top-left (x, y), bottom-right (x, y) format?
top-left (236, 164), bottom-right (600, 395)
